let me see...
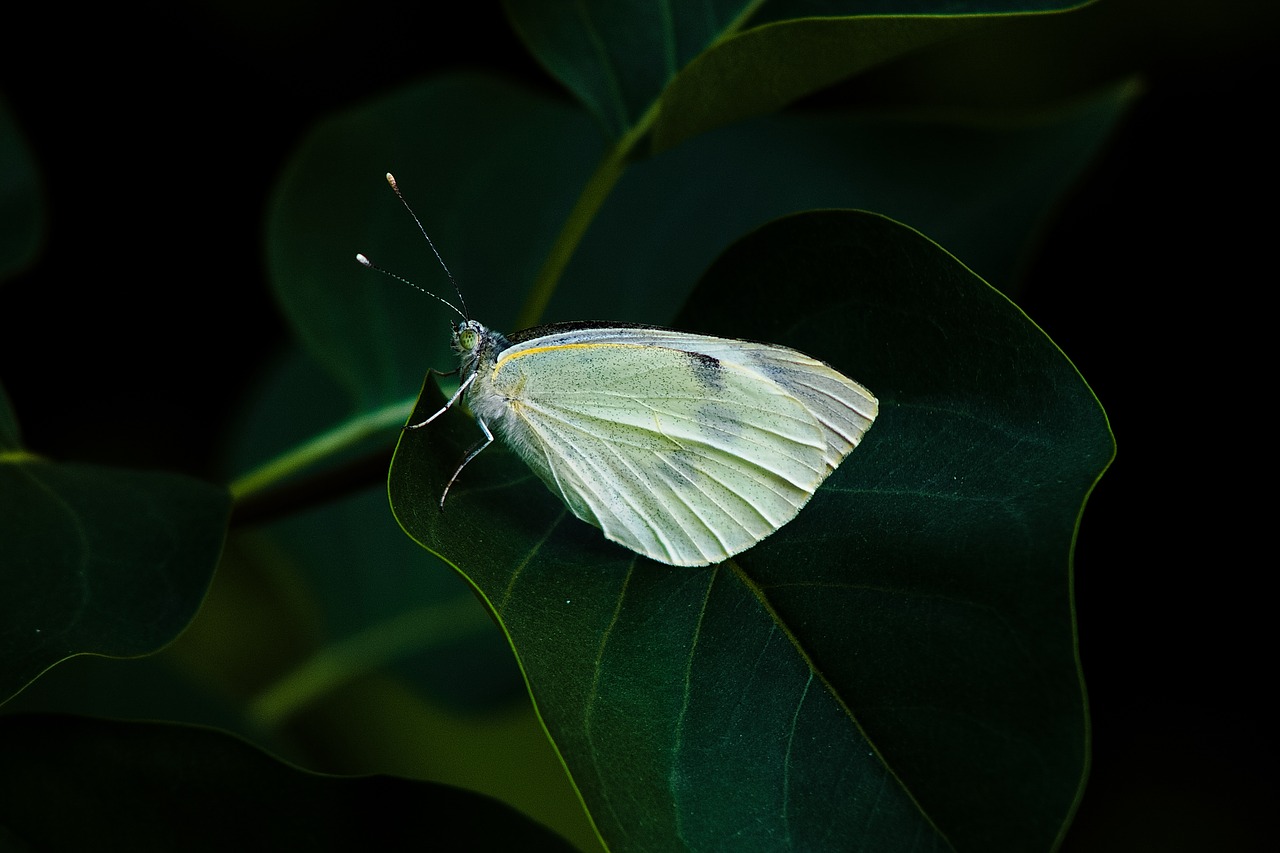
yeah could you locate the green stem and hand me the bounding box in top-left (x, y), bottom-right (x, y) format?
top-left (514, 0), bottom-right (763, 329)
top-left (247, 596), bottom-right (491, 729)
top-left (514, 99), bottom-right (662, 329)
top-left (229, 397), bottom-right (414, 501)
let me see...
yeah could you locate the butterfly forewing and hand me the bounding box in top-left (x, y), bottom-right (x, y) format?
top-left (465, 329), bottom-right (877, 566)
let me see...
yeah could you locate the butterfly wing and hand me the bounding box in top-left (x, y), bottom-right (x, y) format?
top-left (577, 328), bottom-right (878, 467)
top-left (468, 328), bottom-right (877, 567)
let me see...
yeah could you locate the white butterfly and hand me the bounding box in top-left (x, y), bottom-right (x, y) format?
top-left (363, 174), bottom-right (878, 567)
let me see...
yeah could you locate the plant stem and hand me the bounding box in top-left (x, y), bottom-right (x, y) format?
top-left (515, 100), bottom-right (661, 329)
top-left (229, 398), bottom-right (413, 501)
top-left (247, 596), bottom-right (491, 729)
top-left (513, 1), bottom-right (763, 328)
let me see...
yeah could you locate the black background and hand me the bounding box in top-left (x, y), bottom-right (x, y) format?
top-left (2, 1), bottom-right (1274, 849)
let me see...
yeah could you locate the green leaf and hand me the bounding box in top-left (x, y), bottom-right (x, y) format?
top-left (267, 74), bottom-right (1130, 402)
top-left (0, 92), bottom-right (44, 281)
top-left (502, 0), bottom-right (747, 139)
top-left (265, 74), bottom-right (603, 411)
top-left (208, 349), bottom-right (595, 843)
top-left (504, 0), bottom-right (1093, 145)
top-left (388, 211), bottom-right (1111, 851)
top-left (220, 338), bottom-right (524, 716)
top-left (552, 81), bottom-right (1134, 317)
top-left (262, 67), bottom-right (1120, 848)
top-left (0, 714), bottom-right (578, 851)
top-left (0, 383), bottom-right (230, 705)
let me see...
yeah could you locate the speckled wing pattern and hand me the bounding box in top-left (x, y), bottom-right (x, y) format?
top-left (474, 327), bottom-right (878, 567)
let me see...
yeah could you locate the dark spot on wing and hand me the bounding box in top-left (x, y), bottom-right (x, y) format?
top-left (684, 350), bottom-right (723, 389)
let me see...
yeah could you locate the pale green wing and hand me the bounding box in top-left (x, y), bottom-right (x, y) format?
top-left (479, 334), bottom-right (875, 566)
top-left (659, 336), bottom-right (878, 466)
top-left (505, 326), bottom-right (877, 467)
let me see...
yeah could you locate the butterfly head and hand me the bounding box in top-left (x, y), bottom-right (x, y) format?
top-left (452, 319), bottom-right (510, 377)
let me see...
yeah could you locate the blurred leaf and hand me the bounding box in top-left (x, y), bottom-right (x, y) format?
top-left (197, 350), bottom-right (577, 836)
top-left (281, 673), bottom-right (604, 853)
top-left (267, 74), bottom-right (1131, 403)
top-left (3, 533), bottom-right (598, 851)
top-left (265, 74), bottom-right (603, 411)
top-left (0, 714), bottom-right (578, 851)
top-left (0, 643), bottom-right (248, 732)
top-left (0, 92), bottom-right (44, 280)
top-left (503, 0), bottom-right (743, 139)
top-left (388, 211), bottom-right (1111, 851)
top-left (234, 488), bottom-right (520, 721)
top-left (504, 0), bottom-right (1092, 145)
top-left (553, 80), bottom-right (1135, 318)
top-left (222, 348), bottom-right (522, 718)
top-left (0, 383), bottom-right (230, 706)
top-left (653, 3), bottom-right (1097, 153)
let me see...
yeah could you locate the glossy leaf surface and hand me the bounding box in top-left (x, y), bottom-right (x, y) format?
top-left (388, 211), bottom-right (1112, 851)
top-left (504, 0), bottom-right (1093, 145)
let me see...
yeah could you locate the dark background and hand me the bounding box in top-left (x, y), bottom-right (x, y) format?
top-left (2, 1), bottom-right (1274, 849)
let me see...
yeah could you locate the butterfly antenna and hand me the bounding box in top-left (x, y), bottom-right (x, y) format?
top-left (355, 253), bottom-right (466, 319)
top-left (384, 172), bottom-right (470, 319)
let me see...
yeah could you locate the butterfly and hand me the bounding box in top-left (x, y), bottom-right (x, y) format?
top-left (362, 174), bottom-right (877, 567)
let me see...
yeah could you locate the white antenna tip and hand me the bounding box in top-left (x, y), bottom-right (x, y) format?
top-left (355, 253), bottom-right (372, 267)
top-left (385, 173), bottom-right (398, 190)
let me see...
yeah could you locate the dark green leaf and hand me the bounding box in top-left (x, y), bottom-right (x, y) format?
top-left (504, 0), bottom-right (1092, 144)
top-left (268, 75), bottom-right (1131, 382)
top-left (0, 385), bottom-right (230, 705)
top-left (266, 74), bottom-right (603, 410)
top-left (0, 714), bottom-right (578, 852)
top-left (223, 347), bottom-right (523, 716)
top-left (206, 350), bottom-right (583, 839)
top-left (388, 211), bottom-right (1111, 851)
top-left (503, 0), bottom-right (745, 138)
top-left (264, 64), bottom-right (1120, 850)
top-left (553, 81), bottom-right (1133, 316)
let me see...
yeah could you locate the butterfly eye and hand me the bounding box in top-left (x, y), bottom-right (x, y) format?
top-left (457, 327), bottom-right (477, 352)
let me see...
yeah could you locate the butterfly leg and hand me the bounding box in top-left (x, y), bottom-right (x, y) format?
top-left (407, 372), bottom-right (477, 429)
top-left (439, 416), bottom-right (494, 509)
